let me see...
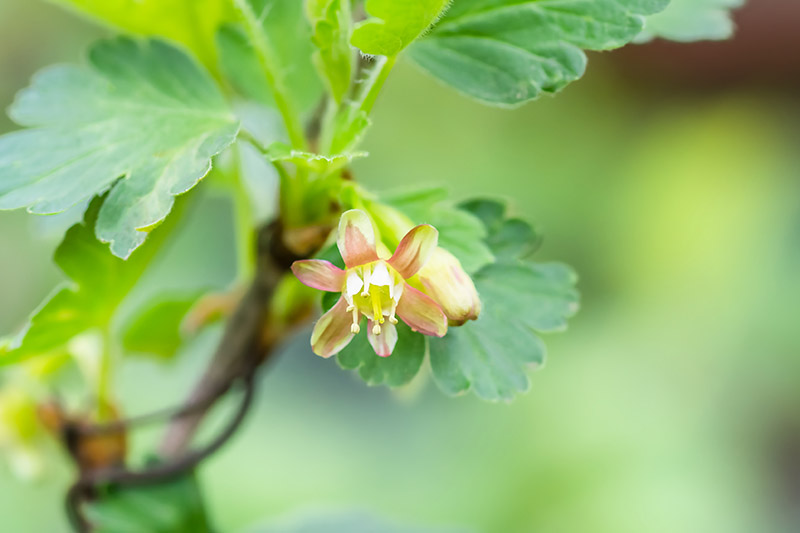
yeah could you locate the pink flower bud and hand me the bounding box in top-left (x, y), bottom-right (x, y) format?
top-left (418, 248), bottom-right (481, 326)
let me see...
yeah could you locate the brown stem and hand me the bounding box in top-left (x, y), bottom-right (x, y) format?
top-left (63, 219), bottom-right (331, 531)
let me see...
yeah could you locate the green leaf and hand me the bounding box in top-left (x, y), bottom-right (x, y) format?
top-left (0, 37), bottom-right (238, 259)
top-left (351, 0), bottom-right (452, 56)
top-left (265, 142), bottom-right (367, 172)
top-left (429, 262), bottom-right (579, 401)
top-left (121, 293), bottom-right (204, 359)
top-left (1, 197), bottom-right (172, 366)
top-left (217, 1), bottom-right (322, 112)
top-left (85, 472), bottom-right (211, 533)
top-left (459, 199), bottom-right (542, 261)
top-left (384, 187), bottom-right (494, 274)
top-left (48, 0), bottom-right (234, 68)
top-left (306, 0), bottom-right (354, 103)
top-left (337, 321), bottom-right (426, 387)
top-left (639, 0), bottom-right (744, 42)
top-left (407, 0), bottom-right (670, 106)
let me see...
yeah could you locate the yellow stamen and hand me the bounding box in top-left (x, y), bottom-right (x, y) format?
top-left (371, 289), bottom-right (382, 323)
top-left (372, 323), bottom-right (382, 335)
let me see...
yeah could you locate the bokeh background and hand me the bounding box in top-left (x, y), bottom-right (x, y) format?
top-left (0, 0), bottom-right (798, 531)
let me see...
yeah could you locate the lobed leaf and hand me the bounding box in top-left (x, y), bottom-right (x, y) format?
top-left (408, 0), bottom-right (670, 106)
top-left (351, 0), bottom-right (452, 56)
top-left (429, 261), bottom-right (579, 401)
top-left (0, 37), bottom-right (238, 258)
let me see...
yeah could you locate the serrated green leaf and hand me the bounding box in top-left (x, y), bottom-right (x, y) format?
top-left (306, 0), bottom-right (353, 103)
top-left (351, 0), bottom-right (452, 56)
top-left (217, 1), bottom-right (322, 112)
top-left (265, 142), bottom-right (367, 172)
top-left (121, 292), bottom-right (204, 359)
top-left (0, 37), bottom-right (238, 259)
top-left (429, 262), bottom-right (579, 401)
top-left (337, 321), bottom-right (426, 387)
top-left (384, 187), bottom-right (494, 274)
top-left (1, 197), bottom-right (174, 366)
top-left (639, 0), bottom-right (744, 42)
top-left (85, 472), bottom-right (211, 533)
top-left (48, 0), bottom-right (234, 68)
top-left (408, 0), bottom-right (670, 106)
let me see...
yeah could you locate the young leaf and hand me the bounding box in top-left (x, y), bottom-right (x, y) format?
top-left (407, 0), bottom-right (670, 106)
top-left (0, 38), bottom-right (238, 258)
top-left (429, 262), bottom-right (579, 401)
top-left (121, 292), bottom-right (205, 359)
top-left (265, 142), bottom-right (367, 173)
top-left (638, 0), bottom-right (744, 42)
top-left (306, 0), bottom-right (354, 103)
top-left (337, 321), bottom-right (426, 387)
top-left (0, 197), bottom-right (174, 366)
top-left (49, 0), bottom-right (234, 68)
top-left (84, 472), bottom-right (212, 533)
top-left (217, 0), bottom-right (322, 112)
top-left (351, 0), bottom-right (452, 56)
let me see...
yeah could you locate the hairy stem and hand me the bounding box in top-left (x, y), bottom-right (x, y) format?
top-left (232, 0), bottom-right (307, 150)
top-left (358, 55), bottom-right (397, 116)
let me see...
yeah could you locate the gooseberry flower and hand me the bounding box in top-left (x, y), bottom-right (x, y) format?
top-left (292, 210), bottom-right (447, 358)
top-left (418, 248), bottom-right (482, 325)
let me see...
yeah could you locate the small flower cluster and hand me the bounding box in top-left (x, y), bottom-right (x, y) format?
top-left (292, 210), bottom-right (480, 358)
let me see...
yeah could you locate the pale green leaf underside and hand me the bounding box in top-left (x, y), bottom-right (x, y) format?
top-left (0, 38), bottom-right (238, 258)
top-left (408, 0), bottom-right (670, 106)
top-left (639, 0), bottom-right (743, 42)
top-left (351, 0), bottom-right (452, 56)
top-left (429, 261), bottom-right (579, 401)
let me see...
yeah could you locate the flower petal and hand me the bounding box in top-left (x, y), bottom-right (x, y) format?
top-left (367, 320), bottom-right (398, 357)
top-left (291, 260), bottom-right (346, 292)
top-left (388, 224), bottom-right (438, 279)
top-left (396, 284), bottom-right (447, 337)
top-left (310, 297), bottom-right (355, 358)
top-left (337, 209), bottom-right (379, 268)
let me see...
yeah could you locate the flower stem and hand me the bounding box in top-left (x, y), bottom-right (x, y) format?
top-left (232, 0), bottom-right (307, 150)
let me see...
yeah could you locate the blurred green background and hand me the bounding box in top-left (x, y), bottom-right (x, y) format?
top-left (1, 0), bottom-right (799, 532)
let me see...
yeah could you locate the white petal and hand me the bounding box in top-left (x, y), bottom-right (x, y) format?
top-left (370, 262), bottom-right (392, 286)
top-left (346, 271), bottom-right (363, 296)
